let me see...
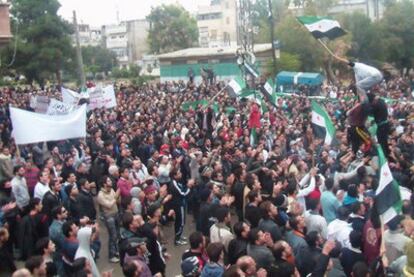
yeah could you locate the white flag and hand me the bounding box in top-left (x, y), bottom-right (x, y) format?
top-left (10, 104), bottom-right (87, 145)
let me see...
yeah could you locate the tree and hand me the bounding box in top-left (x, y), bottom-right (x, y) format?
top-left (380, 0), bottom-right (414, 73)
top-left (251, 0), bottom-right (288, 43)
top-left (147, 4), bottom-right (198, 54)
top-left (265, 52), bottom-right (302, 75)
top-left (82, 46), bottom-right (117, 75)
top-left (7, 0), bottom-right (74, 86)
top-left (339, 12), bottom-right (385, 62)
top-left (275, 15), bottom-right (324, 72)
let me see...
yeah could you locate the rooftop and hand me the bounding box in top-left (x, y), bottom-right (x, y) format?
top-left (157, 43), bottom-right (272, 60)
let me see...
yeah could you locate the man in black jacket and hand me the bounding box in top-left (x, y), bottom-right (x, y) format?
top-left (42, 178), bottom-right (62, 225)
top-left (196, 187), bottom-right (215, 236)
top-left (169, 168), bottom-right (194, 245)
top-left (368, 93), bottom-right (390, 157)
top-left (340, 230), bottom-right (365, 276)
top-left (76, 178), bottom-right (96, 221)
top-left (245, 191), bottom-right (262, 228)
top-left (228, 222), bottom-right (250, 265)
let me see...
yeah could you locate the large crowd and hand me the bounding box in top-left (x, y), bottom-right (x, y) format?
top-left (0, 73), bottom-right (414, 277)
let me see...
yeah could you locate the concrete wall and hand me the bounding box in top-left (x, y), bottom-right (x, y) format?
top-left (197, 0), bottom-right (238, 48)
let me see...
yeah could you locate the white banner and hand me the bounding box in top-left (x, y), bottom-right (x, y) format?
top-left (10, 104), bottom-right (87, 145)
top-left (47, 99), bottom-right (74, 115)
top-left (88, 85), bottom-right (117, 110)
top-left (62, 87), bottom-right (81, 106)
top-left (34, 96), bottom-right (50, 114)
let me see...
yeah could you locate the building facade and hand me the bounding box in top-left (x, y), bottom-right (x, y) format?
top-left (74, 24), bottom-right (102, 47)
top-left (125, 19), bottom-right (150, 62)
top-left (196, 0), bottom-right (238, 48)
top-left (329, 0), bottom-right (384, 21)
top-left (102, 19), bottom-right (150, 69)
top-left (102, 23), bottom-right (129, 68)
top-left (289, 0), bottom-right (384, 21)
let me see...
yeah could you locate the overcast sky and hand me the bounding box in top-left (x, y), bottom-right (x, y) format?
top-left (58, 0), bottom-right (210, 26)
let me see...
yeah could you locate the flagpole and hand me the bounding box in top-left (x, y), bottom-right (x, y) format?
top-left (317, 39), bottom-right (336, 58)
top-left (205, 86), bottom-right (227, 110)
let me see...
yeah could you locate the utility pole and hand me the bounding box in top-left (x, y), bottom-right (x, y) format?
top-left (73, 10), bottom-right (86, 88)
top-left (268, 0), bottom-right (277, 70)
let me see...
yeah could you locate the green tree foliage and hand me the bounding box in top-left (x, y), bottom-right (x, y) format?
top-left (7, 0), bottom-right (74, 86)
top-left (82, 46), bottom-right (117, 74)
top-left (112, 64), bottom-right (141, 79)
top-left (265, 52), bottom-right (302, 75)
top-left (275, 15), bottom-right (324, 71)
top-left (380, 0), bottom-right (414, 71)
top-left (147, 4), bottom-right (198, 54)
top-left (252, 0), bottom-right (287, 43)
top-left (339, 12), bottom-right (385, 62)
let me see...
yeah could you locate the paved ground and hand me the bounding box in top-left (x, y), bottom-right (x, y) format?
top-left (96, 214), bottom-right (196, 276)
top-left (15, 209), bottom-right (197, 277)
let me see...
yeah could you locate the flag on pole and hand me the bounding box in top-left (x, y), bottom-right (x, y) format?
top-left (297, 16), bottom-right (346, 40)
top-left (260, 78), bottom-right (275, 104)
top-left (227, 77), bottom-right (246, 98)
top-left (244, 61), bottom-right (260, 78)
top-left (311, 101), bottom-right (336, 145)
top-left (10, 104), bottom-right (87, 145)
top-left (375, 145), bottom-right (402, 224)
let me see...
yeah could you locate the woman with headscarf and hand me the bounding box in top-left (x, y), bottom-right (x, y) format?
top-left (75, 226), bottom-right (100, 277)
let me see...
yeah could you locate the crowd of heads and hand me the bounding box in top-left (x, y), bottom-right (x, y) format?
top-left (0, 75), bottom-right (413, 276)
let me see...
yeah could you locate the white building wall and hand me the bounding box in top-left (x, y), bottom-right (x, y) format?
top-left (197, 0), bottom-right (238, 48)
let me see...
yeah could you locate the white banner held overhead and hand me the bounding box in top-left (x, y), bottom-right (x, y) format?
top-left (10, 104), bottom-right (87, 145)
top-left (102, 85), bottom-right (117, 109)
top-left (62, 87), bottom-right (81, 106)
top-left (34, 96), bottom-right (50, 114)
top-left (46, 99), bottom-right (74, 115)
top-left (88, 85), bottom-right (117, 110)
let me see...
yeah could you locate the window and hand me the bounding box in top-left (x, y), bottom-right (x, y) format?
top-left (226, 17), bottom-right (230, 24)
top-left (210, 29), bottom-right (217, 40)
top-left (223, 32), bottom-right (231, 44)
top-left (197, 12), bottom-right (222, 20)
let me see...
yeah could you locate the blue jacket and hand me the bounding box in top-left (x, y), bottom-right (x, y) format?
top-left (201, 262), bottom-right (224, 277)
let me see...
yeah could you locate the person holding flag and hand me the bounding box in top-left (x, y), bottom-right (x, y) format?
top-left (333, 55), bottom-right (383, 103)
top-left (327, 56), bottom-right (381, 154)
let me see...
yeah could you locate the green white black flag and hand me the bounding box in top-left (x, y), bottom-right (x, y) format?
top-left (375, 145), bottom-right (402, 224)
top-left (227, 77), bottom-right (246, 98)
top-left (311, 101), bottom-right (336, 145)
top-left (297, 16), bottom-right (346, 40)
